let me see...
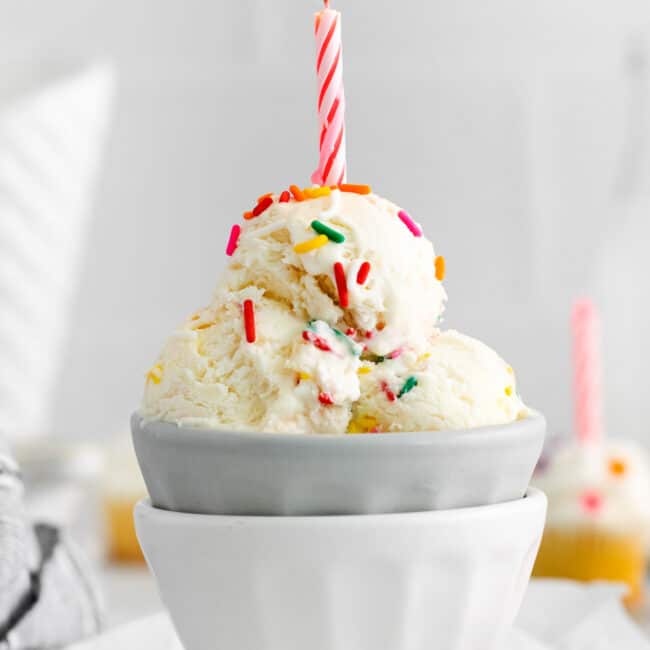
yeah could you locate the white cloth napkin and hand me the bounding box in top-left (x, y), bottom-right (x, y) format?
top-left (67, 579), bottom-right (650, 650)
top-left (0, 441), bottom-right (103, 649)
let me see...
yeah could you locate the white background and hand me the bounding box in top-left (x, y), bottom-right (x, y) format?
top-left (1, 0), bottom-right (650, 441)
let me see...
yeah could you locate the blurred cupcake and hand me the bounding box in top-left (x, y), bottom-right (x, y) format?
top-left (102, 435), bottom-right (147, 563)
top-left (533, 440), bottom-right (650, 609)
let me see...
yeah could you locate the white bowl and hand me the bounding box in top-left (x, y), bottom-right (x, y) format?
top-left (132, 412), bottom-right (545, 514)
top-left (135, 489), bottom-right (547, 650)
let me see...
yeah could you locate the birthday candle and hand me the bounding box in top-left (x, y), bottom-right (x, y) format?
top-left (572, 299), bottom-right (603, 444)
top-left (312, 0), bottom-right (347, 186)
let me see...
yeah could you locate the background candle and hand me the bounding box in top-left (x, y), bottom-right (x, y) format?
top-left (312, 0), bottom-right (347, 186)
top-left (572, 298), bottom-right (603, 444)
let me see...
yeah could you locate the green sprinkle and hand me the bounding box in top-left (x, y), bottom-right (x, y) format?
top-left (398, 376), bottom-right (418, 398)
top-left (311, 220), bottom-right (345, 243)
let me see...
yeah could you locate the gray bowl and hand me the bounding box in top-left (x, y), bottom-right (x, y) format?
top-left (131, 412), bottom-right (545, 515)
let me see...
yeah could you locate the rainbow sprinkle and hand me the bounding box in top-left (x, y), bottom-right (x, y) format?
top-left (609, 458), bottom-right (627, 477)
top-left (243, 299), bottom-right (256, 343)
top-left (347, 414), bottom-right (379, 433)
top-left (339, 183), bottom-right (371, 195)
top-left (580, 490), bottom-right (603, 514)
top-left (398, 210), bottom-right (422, 237)
top-left (290, 185), bottom-right (305, 201)
top-left (294, 234), bottom-right (328, 254)
top-left (304, 186), bottom-right (331, 199)
top-left (318, 392), bottom-right (334, 405)
top-left (333, 262), bottom-right (349, 308)
top-left (357, 366), bottom-right (371, 375)
top-left (311, 220), bottom-right (345, 243)
top-left (279, 190), bottom-right (291, 203)
top-left (435, 255), bottom-right (445, 281)
top-left (226, 224), bottom-right (241, 256)
top-left (381, 381), bottom-right (396, 402)
top-left (253, 196), bottom-right (274, 217)
top-left (356, 261), bottom-right (371, 285)
top-left (302, 330), bottom-right (332, 352)
top-left (398, 376), bottom-right (418, 398)
top-left (146, 364), bottom-right (163, 385)
top-left (505, 386), bottom-right (513, 396)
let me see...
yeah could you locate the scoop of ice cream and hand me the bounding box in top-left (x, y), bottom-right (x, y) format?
top-left (533, 440), bottom-right (650, 540)
top-left (220, 189), bottom-right (446, 356)
top-left (349, 330), bottom-right (528, 433)
top-left (141, 288), bottom-right (361, 433)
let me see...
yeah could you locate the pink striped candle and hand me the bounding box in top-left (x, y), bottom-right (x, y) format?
top-left (311, 0), bottom-right (347, 187)
top-left (572, 298), bottom-right (603, 444)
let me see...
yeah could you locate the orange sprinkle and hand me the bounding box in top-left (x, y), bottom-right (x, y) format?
top-left (190, 313), bottom-right (200, 321)
top-left (257, 192), bottom-right (273, 203)
top-left (609, 458), bottom-right (627, 477)
top-left (435, 256), bottom-right (446, 281)
top-left (290, 185), bottom-right (305, 201)
top-left (243, 211), bottom-right (254, 220)
top-left (339, 183), bottom-right (372, 195)
top-left (303, 186), bottom-right (331, 199)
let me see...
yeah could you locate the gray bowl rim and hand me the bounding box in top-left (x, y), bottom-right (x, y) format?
top-left (134, 487), bottom-right (547, 523)
top-left (131, 410), bottom-right (545, 450)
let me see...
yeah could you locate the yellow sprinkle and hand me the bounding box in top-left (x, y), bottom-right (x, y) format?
top-left (190, 313), bottom-right (200, 321)
top-left (417, 352), bottom-right (431, 363)
top-left (357, 366), bottom-right (372, 375)
top-left (506, 366), bottom-right (514, 375)
top-left (303, 186), bottom-right (331, 199)
top-left (293, 234), bottom-right (328, 254)
top-left (505, 386), bottom-right (513, 396)
top-left (146, 364), bottom-right (163, 385)
top-left (347, 414), bottom-right (378, 434)
top-left (195, 322), bottom-right (214, 330)
top-left (434, 255), bottom-right (446, 281)
top-left (298, 372), bottom-right (311, 381)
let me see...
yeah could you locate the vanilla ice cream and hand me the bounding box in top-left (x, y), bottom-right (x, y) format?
top-left (349, 330), bottom-right (528, 433)
top-left (141, 186), bottom-right (527, 434)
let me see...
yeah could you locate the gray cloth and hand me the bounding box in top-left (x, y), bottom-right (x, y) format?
top-left (0, 442), bottom-right (102, 649)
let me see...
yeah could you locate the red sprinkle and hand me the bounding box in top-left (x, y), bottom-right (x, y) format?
top-left (279, 190), bottom-right (291, 203)
top-left (318, 392), bottom-right (334, 406)
top-left (365, 331), bottom-right (374, 340)
top-left (225, 224), bottom-right (241, 256)
top-left (333, 262), bottom-right (349, 308)
top-left (381, 381), bottom-right (396, 402)
top-left (302, 330), bottom-right (332, 352)
top-left (357, 261), bottom-right (371, 285)
top-left (580, 490), bottom-right (603, 514)
top-left (346, 327), bottom-right (356, 336)
top-left (243, 300), bottom-right (256, 343)
top-left (252, 196), bottom-right (274, 217)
